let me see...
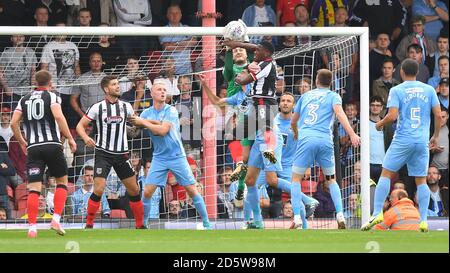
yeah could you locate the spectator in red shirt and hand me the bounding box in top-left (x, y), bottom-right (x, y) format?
top-left (276, 0), bottom-right (309, 26)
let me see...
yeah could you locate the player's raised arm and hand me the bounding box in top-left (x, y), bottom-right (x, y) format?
top-left (197, 73), bottom-right (228, 107)
top-left (223, 40), bottom-right (258, 52)
top-left (333, 104), bottom-right (360, 147)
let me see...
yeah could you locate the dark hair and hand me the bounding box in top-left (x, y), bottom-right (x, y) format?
top-left (281, 92), bottom-right (295, 100)
top-left (259, 40), bottom-right (275, 55)
top-left (316, 69), bottom-right (333, 86)
top-left (438, 32), bottom-right (449, 40)
top-left (370, 95), bottom-right (384, 105)
top-left (219, 166), bottom-right (233, 175)
top-left (89, 51), bottom-right (102, 60)
top-left (382, 58), bottom-right (396, 67)
top-left (407, 43), bottom-right (423, 54)
top-left (34, 5), bottom-right (49, 13)
top-left (438, 55), bottom-right (449, 64)
top-left (411, 15), bottom-right (426, 25)
top-left (127, 56), bottom-right (139, 62)
top-left (401, 58), bottom-right (419, 76)
top-left (79, 8), bottom-right (91, 15)
top-left (84, 165), bottom-right (94, 172)
top-left (35, 70), bottom-right (52, 86)
top-left (100, 75), bottom-right (117, 91)
top-left (376, 32), bottom-right (390, 39)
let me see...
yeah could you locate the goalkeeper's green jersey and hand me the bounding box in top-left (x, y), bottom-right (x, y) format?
top-left (223, 50), bottom-right (254, 97)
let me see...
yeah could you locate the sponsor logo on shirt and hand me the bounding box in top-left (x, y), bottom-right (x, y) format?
top-left (104, 116), bottom-right (123, 124)
top-left (29, 168), bottom-right (41, 176)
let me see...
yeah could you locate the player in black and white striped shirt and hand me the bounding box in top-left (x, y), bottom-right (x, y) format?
top-left (76, 75), bottom-right (145, 229)
top-left (10, 70), bottom-right (77, 238)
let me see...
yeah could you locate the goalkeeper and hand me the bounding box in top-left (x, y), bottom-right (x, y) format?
top-left (222, 39), bottom-right (256, 185)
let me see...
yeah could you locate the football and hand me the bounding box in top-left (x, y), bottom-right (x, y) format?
top-left (223, 19), bottom-right (248, 42)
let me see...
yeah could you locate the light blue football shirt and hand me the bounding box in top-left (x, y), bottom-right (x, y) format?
top-left (140, 104), bottom-right (186, 160)
top-left (387, 81), bottom-right (440, 143)
top-left (275, 113), bottom-right (296, 167)
top-left (294, 87), bottom-right (342, 140)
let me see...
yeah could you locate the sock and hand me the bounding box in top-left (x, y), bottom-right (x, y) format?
top-left (53, 184), bottom-right (67, 221)
top-left (53, 214), bottom-right (61, 223)
top-left (276, 178), bottom-right (291, 194)
top-left (27, 191), bottom-right (40, 226)
top-left (373, 176), bottom-right (391, 216)
top-left (29, 224), bottom-right (37, 232)
top-left (244, 198), bottom-right (252, 222)
top-left (129, 194), bottom-right (144, 228)
top-left (417, 184), bottom-right (431, 222)
top-left (142, 195), bottom-right (151, 226)
top-left (192, 194), bottom-right (210, 226)
top-left (86, 193), bottom-right (101, 226)
top-left (291, 182), bottom-right (306, 223)
top-left (247, 186), bottom-right (262, 222)
top-left (329, 181), bottom-right (344, 214)
top-left (301, 193), bottom-right (315, 205)
top-left (237, 175), bottom-right (245, 192)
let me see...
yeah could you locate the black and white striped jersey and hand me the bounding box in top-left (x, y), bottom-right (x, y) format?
top-left (85, 99), bottom-right (134, 154)
top-left (249, 58), bottom-right (277, 99)
top-left (15, 89), bottom-right (62, 149)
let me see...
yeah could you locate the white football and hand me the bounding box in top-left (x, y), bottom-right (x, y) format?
top-left (223, 19), bottom-right (248, 41)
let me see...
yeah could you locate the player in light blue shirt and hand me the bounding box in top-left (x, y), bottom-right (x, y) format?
top-left (291, 69), bottom-right (360, 229)
top-left (362, 59), bottom-right (441, 232)
top-left (255, 92), bottom-right (319, 228)
top-left (129, 82), bottom-right (211, 229)
top-left (199, 73), bottom-right (284, 229)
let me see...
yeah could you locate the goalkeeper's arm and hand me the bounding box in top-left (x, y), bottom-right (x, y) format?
top-left (223, 40), bottom-right (258, 52)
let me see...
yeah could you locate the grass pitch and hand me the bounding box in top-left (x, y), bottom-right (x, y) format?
top-left (0, 229), bottom-right (448, 253)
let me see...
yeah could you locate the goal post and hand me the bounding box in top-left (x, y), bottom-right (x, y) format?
top-left (0, 25), bottom-right (370, 228)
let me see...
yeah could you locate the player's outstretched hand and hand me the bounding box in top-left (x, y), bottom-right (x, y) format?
top-left (84, 137), bottom-right (96, 148)
top-left (68, 138), bottom-right (77, 153)
top-left (350, 133), bottom-right (361, 147)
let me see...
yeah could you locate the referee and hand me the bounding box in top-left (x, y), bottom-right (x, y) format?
top-left (76, 75), bottom-right (145, 229)
top-left (10, 70), bottom-right (77, 238)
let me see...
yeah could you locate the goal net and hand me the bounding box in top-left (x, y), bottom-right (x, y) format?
top-left (0, 26), bottom-right (370, 230)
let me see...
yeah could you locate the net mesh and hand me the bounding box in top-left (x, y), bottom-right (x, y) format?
top-left (0, 32), bottom-right (361, 229)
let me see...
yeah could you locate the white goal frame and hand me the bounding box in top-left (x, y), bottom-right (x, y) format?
top-left (0, 26), bottom-right (371, 226)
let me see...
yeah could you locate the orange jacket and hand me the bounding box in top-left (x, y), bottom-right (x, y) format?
top-left (374, 198), bottom-right (420, 231)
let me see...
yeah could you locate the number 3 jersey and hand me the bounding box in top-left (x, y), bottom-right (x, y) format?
top-left (387, 81), bottom-right (439, 144)
top-left (15, 89), bottom-right (62, 148)
top-left (294, 87), bottom-right (342, 141)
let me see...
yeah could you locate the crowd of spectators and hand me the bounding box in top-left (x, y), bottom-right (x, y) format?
top-left (0, 0), bottom-right (448, 223)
